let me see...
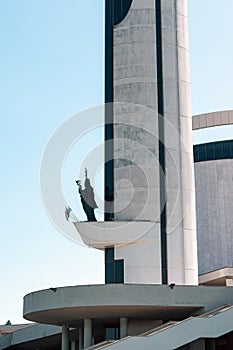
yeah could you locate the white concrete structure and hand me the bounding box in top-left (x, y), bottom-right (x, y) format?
top-left (1, 1), bottom-right (233, 350)
top-left (195, 157), bottom-right (233, 275)
top-left (74, 0), bottom-right (198, 286)
top-left (111, 0), bottom-right (198, 286)
top-left (199, 267), bottom-right (233, 286)
top-left (74, 221), bottom-right (157, 249)
top-left (193, 111), bottom-right (233, 276)
top-left (20, 285), bottom-right (233, 350)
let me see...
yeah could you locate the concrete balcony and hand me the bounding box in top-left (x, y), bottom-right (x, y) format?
top-left (73, 221), bottom-right (156, 250)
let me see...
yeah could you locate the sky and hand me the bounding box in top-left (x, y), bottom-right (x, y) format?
top-left (0, 0), bottom-right (233, 324)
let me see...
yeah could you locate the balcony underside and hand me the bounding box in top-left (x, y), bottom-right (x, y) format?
top-left (74, 221), bottom-right (157, 249)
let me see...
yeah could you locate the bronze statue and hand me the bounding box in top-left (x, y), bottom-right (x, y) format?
top-left (76, 169), bottom-right (98, 221)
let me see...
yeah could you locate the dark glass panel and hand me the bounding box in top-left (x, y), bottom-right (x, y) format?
top-left (105, 261), bottom-right (115, 284)
top-left (115, 259), bottom-right (124, 283)
top-left (113, 0), bottom-right (133, 25)
top-left (105, 247), bottom-right (114, 262)
top-left (194, 140), bottom-right (233, 163)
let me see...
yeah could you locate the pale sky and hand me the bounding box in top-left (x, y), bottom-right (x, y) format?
top-left (0, 0), bottom-right (233, 324)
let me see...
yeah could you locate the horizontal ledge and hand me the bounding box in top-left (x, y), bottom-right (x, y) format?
top-left (73, 221), bottom-right (158, 249)
top-left (23, 284), bottom-right (208, 325)
top-left (23, 284), bottom-right (233, 327)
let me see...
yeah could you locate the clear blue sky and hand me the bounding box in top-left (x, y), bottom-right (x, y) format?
top-left (0, 0), bottom-right (233, 324)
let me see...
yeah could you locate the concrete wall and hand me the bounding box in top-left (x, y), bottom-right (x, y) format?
top-left (162, 0), bottom-right (197, 286)
top-left (112, 0), bottom-right (198, 285)
top-left (113, 0), bottom-right (161, 285)
top-left (195, 159), bottom-right (233, 275)
top-left (113, 0), bottom-right (158, 222)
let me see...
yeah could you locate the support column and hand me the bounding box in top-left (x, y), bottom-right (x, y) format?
top-left (71, 341), bottom-right (76, 350)
top-left (120, 318), bottom-right (128, 339)
top-left (62, 325), bottom-right (69, 350)
top-left (79, 328), bottom-right (83, 350)
top-left (226, 278), bottom-right (233, 286)
top-left (84, 319), bottom-right (92, 349)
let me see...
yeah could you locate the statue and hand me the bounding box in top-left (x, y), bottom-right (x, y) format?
top-left (76, 169), bottom-right (98, 221)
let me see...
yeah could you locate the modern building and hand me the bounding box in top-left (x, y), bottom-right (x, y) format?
top-left (1, 1), bottom-right (233, 350)
top-left (193, 111), bottom-right (233, 287)
top-left (103, 0), bottom-right (198, 286)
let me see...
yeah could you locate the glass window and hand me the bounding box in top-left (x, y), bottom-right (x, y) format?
top-left (115, 259), bottom-right (124, 283)
top-left (106, 327), bottom-right (120, 340)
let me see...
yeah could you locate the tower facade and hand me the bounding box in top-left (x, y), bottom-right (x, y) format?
top-left (104, 0), bottom-right (198, 285)
top-left (193, 111), bottom-right (233, 277)
top-left (3, 3), bottom-right (233, 350)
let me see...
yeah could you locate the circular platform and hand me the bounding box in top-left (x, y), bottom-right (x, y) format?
top-left (23, 284), bottom-right (216, 327)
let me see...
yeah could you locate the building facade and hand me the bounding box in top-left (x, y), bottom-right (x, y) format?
top-left (1, 2), bottom-right (233, 350)
top-left (96, 0), bottom-right (198, 286)
top-left (193, 111), bottom-right (233, 284)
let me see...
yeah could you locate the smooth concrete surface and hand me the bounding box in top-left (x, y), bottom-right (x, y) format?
top-left (226, 279), bottom-right (233, 286)
top-left (74, 221), bottom-right (156, 249)
top-left (75, 219), bottom-right (162, 284)
top-left (112, 105), bottom-right (162, 284)
top-left (62, 325), bottom-right (69, 350)
top-left (192, 110), bottom-right (233, 130)
top-left (163, 0), bottom-right (198, 286)
top-left (23, 284), bottom-right (233, 326)
top-left (115, 221), bottom-right (162, 284)
top-left (71, 341), bottom-right (76, 350)
top-left (112, 0), bottom-right (198, 285)
top-left (120, 318), bottom-right (128, 339)
top-left (79, 327), bottom-right (83, 350)
top-left (84, 319), bottom-right (92, 349)
top-left (195, 159), bottom-right (233, 275)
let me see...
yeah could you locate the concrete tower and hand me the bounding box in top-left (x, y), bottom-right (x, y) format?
top-left (4, 3), bottom-right (233, 350)
top-left (77, 0), bottom-right (198, 286)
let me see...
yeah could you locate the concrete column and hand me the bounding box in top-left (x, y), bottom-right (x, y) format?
top-left (62, 325), bottom-right (69, 350)
top-left (120, 318), bottom-right (128, 339)
top-left (83, 319), bottom-right (92, 349)
top-left (226, 278), bottom-right (233, 286)
top-left (71, 341), bottom-right (76, 350)
top-left (78, 327), bottom-right (83, 350)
